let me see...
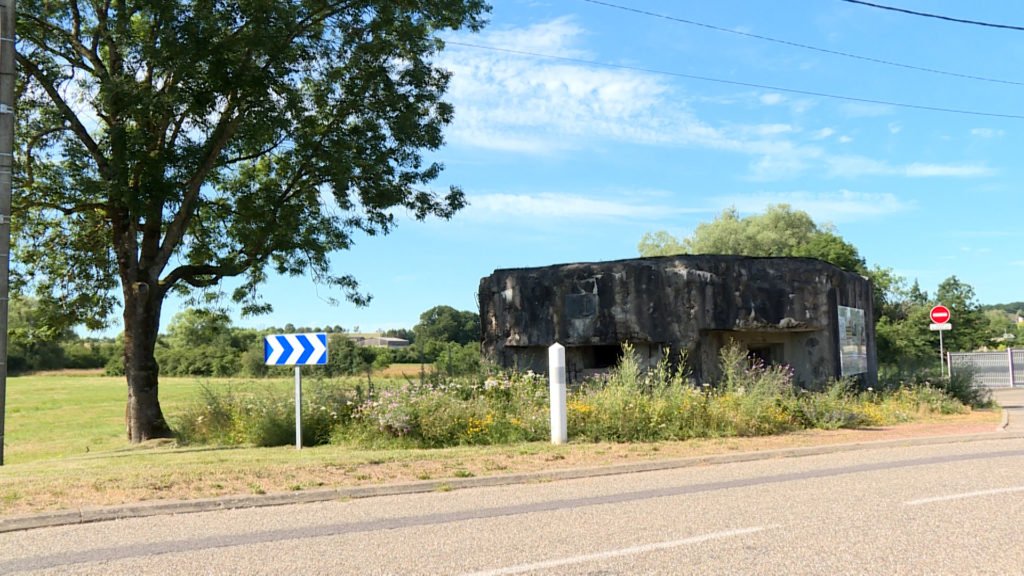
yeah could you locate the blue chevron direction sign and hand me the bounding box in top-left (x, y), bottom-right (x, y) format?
top-left (264, 333), bottom-right (328, 366)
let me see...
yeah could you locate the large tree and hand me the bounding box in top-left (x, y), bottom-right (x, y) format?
top-left (413, 305), bottom-right (478, 347)
top-left (638, 204), bottom-right (866, 273)
top-left (15, 0), bottom-right (489, 441)
top-left (935, 275), bottom-right (988, 352)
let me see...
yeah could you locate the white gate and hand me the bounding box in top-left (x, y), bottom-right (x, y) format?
top-left (949, 349), bottom-right (1024, 388)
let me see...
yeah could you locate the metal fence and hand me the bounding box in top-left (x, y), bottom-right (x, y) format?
top-left (949, 349), bottom-right (1024, 388)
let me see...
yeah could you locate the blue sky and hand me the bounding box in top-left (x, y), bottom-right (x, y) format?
top-left (164, 0), bottom-right (1024, 334)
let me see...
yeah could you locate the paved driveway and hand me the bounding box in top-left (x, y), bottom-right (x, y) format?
top-left (992, 387), bottom-right (1024, 410)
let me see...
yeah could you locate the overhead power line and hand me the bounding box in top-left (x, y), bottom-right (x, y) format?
top-left (445, 41), bottom-right (1024, 120)
top-left (581, 0), bottom-right (1024, 86)
top-left (840, 0), bottom-right (1024, 32)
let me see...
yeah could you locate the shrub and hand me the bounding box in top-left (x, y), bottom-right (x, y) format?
top-left (347, 372), bottom-right (550, 447)
top-left (932, 369), bottom-right (993, 409)
top-left (175, 340), bottom-right (978, 449)
top-left (174, 381), bottom-right (355, 447)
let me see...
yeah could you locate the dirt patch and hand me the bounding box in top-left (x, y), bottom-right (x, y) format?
top-left (27, 368), bottom-right (107, 377)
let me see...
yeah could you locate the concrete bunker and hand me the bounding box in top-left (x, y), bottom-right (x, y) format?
top-left (479, 255), bottom-right (877, 388)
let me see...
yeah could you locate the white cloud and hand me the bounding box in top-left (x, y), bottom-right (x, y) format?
top-left (439, 18), bottom-right (992, 184)
top-left (810, 128), bottom-right (835, 140)
top-left (971, 128), bottom-right (1004, 138)
top-left (903, 163), bottom-right (993, 177)
top-left (825, 155), bottom-right (891, 177)
top-left (440, 20), bottom-right (716, 153)
top-left (838, 135), bottom-right (853, 143)
top-left (466, 192), bottom-right (704, 221)
top-left (747, 142), bottom-right (824, 180)
top-left (439, 18), bottom-right (824, 174)
top-left (477, 16), bottom-right (589, 57)
top-left (888, 122), bottom-right (903, 135)
top-left (735, 123), bottom-right (795, 137)
top-left (715, 190), bottom-right (914, 223)
top-left (840, 102), bottom-right (895, 118)
top-left (788, 99), bottom-right (817, 114)
top-left (826, 156), bottom-right (992, 178)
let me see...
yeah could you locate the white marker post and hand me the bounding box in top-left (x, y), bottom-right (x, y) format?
top-left (549, 343), bottom-right (567, 445)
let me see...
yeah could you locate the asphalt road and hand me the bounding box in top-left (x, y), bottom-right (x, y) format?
top-left (4, 435), bottom-right (1024, 575)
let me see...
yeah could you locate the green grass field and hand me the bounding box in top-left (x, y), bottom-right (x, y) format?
top-left (3, 366), bottom-right (432, 463)
top-left (4, 374), bottom-right (277, 463)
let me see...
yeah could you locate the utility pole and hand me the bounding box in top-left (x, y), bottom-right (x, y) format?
top-left (0, 0), bottom-right (14, 466)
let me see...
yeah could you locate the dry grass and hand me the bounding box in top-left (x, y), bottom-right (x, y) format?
top-left (375, 362), bottom-right (430, 378)
top-left (0, 372), bottom-right (1001, 518)
top-left (0, 416), bottom-right (999, 517)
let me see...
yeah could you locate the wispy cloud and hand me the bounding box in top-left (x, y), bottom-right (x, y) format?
top-left (439, 19), bottom-right (823, 171)
top-left (465, 192), bottom-right (707, 221)
top-left (826, 156), bottom-right (992, 178)
top-left (440, 19), bottom-right (993, 183)
top-left (715, 190), bottom-right (914, 223)
top-left (971, 128), bottom-right (1004, 139)
top-left (476, 15), bottom-right (589, 57)
top-left (840, 102), bottom-right (895, 118)
top-left (904, 163), bottom-right (992, 177)
top-left (952, 229), bottom-right (1019, 239)
top-left (810, 128), bottom-right (835, 140)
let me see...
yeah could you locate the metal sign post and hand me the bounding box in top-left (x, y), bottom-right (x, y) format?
top-left (929, 305), bottom-right (953, 377)
top-left (929, 322), bottom-right (952, 377)
top-left (0, 2), bottom-right (16, 467)
top-left (264, 333), bottom-right (328, 449)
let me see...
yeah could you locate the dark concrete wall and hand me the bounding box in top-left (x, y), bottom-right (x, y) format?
top-left (479, 255), bottom-right (877, 387)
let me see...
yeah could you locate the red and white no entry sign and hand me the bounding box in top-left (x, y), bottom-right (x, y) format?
top-left (929, 305), bottom-right (951, 324)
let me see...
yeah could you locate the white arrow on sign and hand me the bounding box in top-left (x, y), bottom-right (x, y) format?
top-left (265, 336), bottom-right (286, 365)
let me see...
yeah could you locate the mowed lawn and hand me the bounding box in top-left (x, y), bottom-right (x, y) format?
top-left (4, 373), bottom-right (291, 463)
top-left (4, 364), bottom-right (431, 463)
top-left (7, 373), bottom-right (190, 463)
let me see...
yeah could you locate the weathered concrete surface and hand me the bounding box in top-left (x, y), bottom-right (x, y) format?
top-left (479, 255), bottom-right (877, 387)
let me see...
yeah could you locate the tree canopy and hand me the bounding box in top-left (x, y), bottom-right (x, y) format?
top-left (636, 204), bottom-right (1011, 366)
top-left (15, 0), bottom-right (491, 440)
top-left (638, 205), bottom-right (866, 273)
top-left (413, 305), bottom-right (479, 347)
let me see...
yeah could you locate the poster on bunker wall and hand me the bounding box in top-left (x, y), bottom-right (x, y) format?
top-left (837, 306), bottom-right (867, 376)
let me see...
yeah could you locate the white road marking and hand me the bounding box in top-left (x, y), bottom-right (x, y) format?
top-left (459, 526), bottom-right (772, 576)
top-left (905, 485), bottom-right (1024, 506)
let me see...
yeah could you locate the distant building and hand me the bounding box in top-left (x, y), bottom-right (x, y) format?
top-left (479, 255), bottom-right (877, 388)
top-left (356, 336), bottom-right (410, 349)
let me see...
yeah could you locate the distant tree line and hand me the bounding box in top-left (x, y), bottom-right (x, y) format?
top-left (11, 206), bottom-right (1022, 377)
top-left (7, 299), bottom-right (482, 378)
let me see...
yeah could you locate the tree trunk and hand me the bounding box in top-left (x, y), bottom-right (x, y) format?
top-left (123, 280), bottom-right (173, 442)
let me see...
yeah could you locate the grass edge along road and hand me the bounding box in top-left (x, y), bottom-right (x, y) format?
top-left (0, 371), bottom-right (1000, 517)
